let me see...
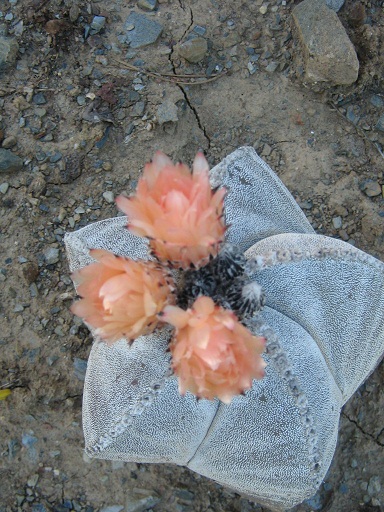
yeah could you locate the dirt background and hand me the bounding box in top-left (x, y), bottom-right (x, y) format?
top-left (0, 0), bottom-right (383, 511)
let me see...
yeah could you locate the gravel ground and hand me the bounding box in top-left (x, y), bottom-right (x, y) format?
top-left (0, 0), bottom-right (383, 511)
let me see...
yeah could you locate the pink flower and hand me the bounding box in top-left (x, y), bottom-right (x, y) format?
top-left (71, 249), bottom-right (175, 344)
top-left (116, 151), bottom-right (226, 269)
top-left (160, 296), bottom-right (266, 403)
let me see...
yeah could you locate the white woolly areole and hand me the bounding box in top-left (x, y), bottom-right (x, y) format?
top-left (241, 281), bottom-right (264, 302)
top-left (65, 147), bottom-right (384, 511)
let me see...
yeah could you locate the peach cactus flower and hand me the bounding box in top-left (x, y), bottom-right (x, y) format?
top-left (71, 249), bottom-right (175, 344)
top-left (116, 151), bottom-right (226, 269)
top-left (160, 296), bottom-right (266, 403)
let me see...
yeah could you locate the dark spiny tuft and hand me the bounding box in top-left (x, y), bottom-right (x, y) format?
top-left (209, 243), bottom-right (246, 281)
top-left (177, 265), bottom-right (217, 309)
top-left (222, 277), bottom-right (265, 318)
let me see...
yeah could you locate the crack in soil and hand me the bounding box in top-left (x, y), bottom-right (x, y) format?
top-left (180, 3), bottom-right (194, 40)
top-left (342, 412), bottom-right (384, 448)
top-left (62, 394), bottom-right (82, 401)
top-left (178, 85), bottom-right (211, 150)
top-left (167, 4), bottom-right (211, 150)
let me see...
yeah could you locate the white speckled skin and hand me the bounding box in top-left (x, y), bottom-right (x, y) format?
top-left (65, 147), bottom-right (384, 511)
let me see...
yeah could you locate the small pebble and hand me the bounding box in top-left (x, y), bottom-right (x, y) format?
top-left (124, 12), bottom-right (163, 49)
top-left (2, 135), bottom-right (17, 148)
top-left (137, 0), bottom-right (157, 10)
top-left (90, 16), bottom-right (106, 35)
top-left (77, 95), bottom-right (86, 106)
top-left (376, 114), bottom-right (384, 132)
top-left (370, 95), bottom-right (383, 108)
top-left (247, 62), bottom-right (258, 75)
top-left (73, 358), bottom-right (88, 381)
top-left (32, 93), bottom-right (47, 105)
top-left (103, 191), bottom-right (114, 203)
top-left (43, 247), bottom-right (60, 265)
top-left (132, 101), bottom-right (145, 117)
top-left (0, 148), bottom-right (23, 172)
top-left (0, 182), bottom-right (9, 193)
top-left (157, 100), bottom-right (178, 125)
top-left (368, 476), bottom-right (381, 496)
top-left (361, 180), bottom-right (381, 197)
top-left (34, 108), bottom-right (47, 117)
top-left (27, 474), bottom-right (39, 488)
top-left (102, 161), bottom-right (112, 171)
top-left (178, 37), bottom-right (207, 63)
top-left (332, 216), bottom-right (342, 229)
top-left (83, 452), bottom-right (93, 464)
top-left (193, 25), bottom-right (206, 36)
top-left (259, 5), bottom-right (268, 14)
top-left (100, 507), bottom-right (124, 512)
top-left (265, 61), bottom-right (279, 73)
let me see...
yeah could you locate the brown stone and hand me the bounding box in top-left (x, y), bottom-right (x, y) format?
top-left (177, 37), bottom-right (207, 63)
top-left (28, 172), bottom-right (47, 197)
top-left (21, 261), bottom-right (40, 284)
top-left (292, 0), bottom-right (359, 85)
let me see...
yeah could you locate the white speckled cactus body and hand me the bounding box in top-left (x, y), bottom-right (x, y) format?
top-left (65, 147), bottom-right (384, 511)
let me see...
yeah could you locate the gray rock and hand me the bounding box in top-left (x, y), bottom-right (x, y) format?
top-left (28, 172), bottom-right (46, 197)
top-left (44, 247), bottom-right (60, 265)
top-left (0, 36), bottom-right (18, 74)
top-left (2, 135), bottom-right (17, 149)
top-left (361, 180), bottom-right (382, 197)
top-left (21, 433), bottom-right (38, 463)
top-left (247, 62), bottom-right (258, 75)
top-left (33, 92), bottom-right (47, 105)
top-left (265, 61), bottom-right (279, 73)
top-left (137, 0), bottom-right (157, 11)
top-left (367, 476), bottom-right (381, 496)
top-left (132, 101), bottom-right (146, 117)
top-left (0, 182), bottom-right (9, 194)
top-left (177, 37), bottom-right (207, 63)
top-left (100, 507), bottom-right (124, 512)
top-left (326, 0), bottom-right (345, 11)
top-left (73, 358), bottom-right (88, 381)
top-left (370, 95), bottom-right (383, 108)
top-left (90, 16), bottom-right (106, 35)
top-left (126, 493), bottom-right (160, 512)
top-left (61, 154), bottom-right (83, 184)
top-left (292, 0), bottom-right (359, 85)
top-left (174, 489), bottom-right (195, 501)
top-left (103, 191), bottom-right (115, 204)
top-left (376, 114), bottom-right (384, 132)
top-left (0, 148), bottom-right (23, 172)
top-left (193, 25), bottom-right (206, 36)
top-left (157, 100), bottom-right (178, 125)
top-left (332, 216), bottom-right (342, 229)
top-left (77, 95), bottom-right (86, 106)
top-left (69, 4), bottom-right (80, 22)
top-left (346, 105), bottom-right (360, 125)
top-left (124, 12), bottom-right (163, 48)
top-left (27, 474), bottom-right (39, 488)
